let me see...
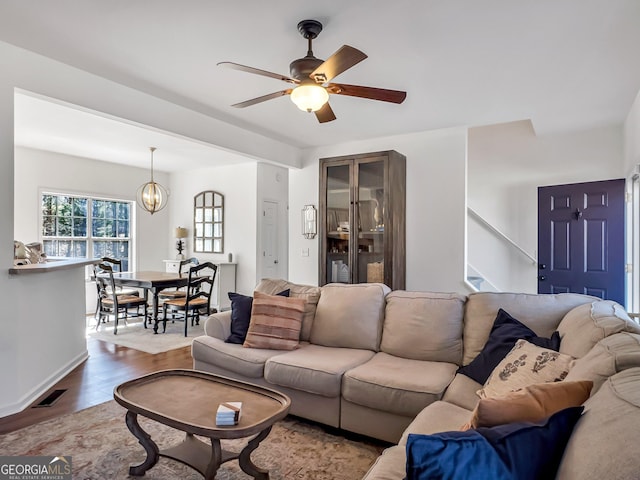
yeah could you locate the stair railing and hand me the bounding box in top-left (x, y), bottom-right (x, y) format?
top-left (467, 207), bottom-right (538, 266)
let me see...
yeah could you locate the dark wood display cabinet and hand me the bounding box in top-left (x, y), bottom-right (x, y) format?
top-left (319, 150), bottom-right (406, 290)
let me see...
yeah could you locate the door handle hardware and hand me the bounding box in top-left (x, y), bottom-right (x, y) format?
top-left (573, 208), bottom-right (582, 220)
top-left (538, 275), bottom-right (546, 281)
top-left (539, 264), bottom-right (546, 270)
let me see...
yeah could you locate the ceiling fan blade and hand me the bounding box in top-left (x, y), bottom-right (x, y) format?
top-left (218, 62), bottom-right (298, 84)
top-left (231, 90), bottom-right (292, 108)
top-left (310, 45), bottom-right (367, 83)
top-left (328, 83), bottom-right (407, 104)
top-left (314, 102), bottom-right (337, 123)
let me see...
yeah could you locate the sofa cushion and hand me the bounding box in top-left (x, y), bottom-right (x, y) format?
top-left (255, 278), bottom-right (321, 342)
top-left (342, 352), bottom-right (458, 418)
top-left (226, 289), bottom-right (289, 344)
top-left (557, 367), bottom-right (640, 480)
top-left (565, 332), bottom-right (640, 394)
top-left (464, 380), bottom-right (593, 429)
top-left (361, 445), bottom-right (407, 480)
top-left (442, 374), bottom-right (483, 411)
top-left (242, 292), bottom-right (305, 350)
top-left (380, 291), bottom-right (465, 364)
top-left (405, 407), bottom-right (584, 480)
top-left (264, 344), bottom-right (374, 397)
top-left (310, 283), bottom-right (390, 350)
top-left (478, 339), bottom-right (575, 399)
top-left (191, 335), bottom-right (285, 378)
top-left (462, 292), bottom-right (595, 366)
top-left (458, 308), bottom-right (561, 384)
top-left (399, 401), bottom-right (474, 446)
top-left (558, 300), bottom-right (640, 359)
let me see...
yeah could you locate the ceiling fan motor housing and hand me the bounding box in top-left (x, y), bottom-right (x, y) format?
top-left (290, 57), bottom-right (324, 82)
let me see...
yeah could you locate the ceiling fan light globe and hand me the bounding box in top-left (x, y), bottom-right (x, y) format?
top-left (290, 84), bottom-right (329, 112)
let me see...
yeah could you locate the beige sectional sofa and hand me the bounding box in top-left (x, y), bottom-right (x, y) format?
top-left (191, 279), bottom-right (640, 479)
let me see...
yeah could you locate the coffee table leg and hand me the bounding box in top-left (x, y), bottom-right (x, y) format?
top-left (238, 426), bottom-right (272, 480)
top-left (203, 438), bottom-right (223, 480)
top-left (125, 411), bottom-right (160, 476)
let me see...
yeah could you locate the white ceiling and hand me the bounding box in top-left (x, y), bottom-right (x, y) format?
top-left (13, 93), bottom-right (253, 172)
top-left (3, 0), bottom-right (640, 171)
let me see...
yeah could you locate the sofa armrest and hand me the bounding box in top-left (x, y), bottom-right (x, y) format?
top-left (204, 311), bottom-right (232, 340)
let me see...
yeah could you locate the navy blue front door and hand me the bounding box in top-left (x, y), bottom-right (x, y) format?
top-left (538, 179), bottom-right (625, 304)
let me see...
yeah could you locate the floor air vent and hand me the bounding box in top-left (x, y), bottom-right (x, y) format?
top-left (33, 389), bottom-right (67, 407)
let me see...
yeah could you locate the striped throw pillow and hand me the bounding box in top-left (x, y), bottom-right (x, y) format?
top-left (243, 291), bottom-right (305, 350)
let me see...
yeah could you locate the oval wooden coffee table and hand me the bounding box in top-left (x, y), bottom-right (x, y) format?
top-left (113, 369), bottom-right (291, 479)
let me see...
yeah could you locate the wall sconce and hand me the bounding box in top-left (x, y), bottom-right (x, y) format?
top-left (302, 205), bottom-right (317, 239)
top-left (175, 226), bottom-right (188, 259)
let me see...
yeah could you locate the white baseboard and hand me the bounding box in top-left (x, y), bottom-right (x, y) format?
top-left (0, 349), bottom-right (88, 418)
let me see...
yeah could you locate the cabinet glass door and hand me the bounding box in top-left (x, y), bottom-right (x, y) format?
top-left (325, 164), bottom-right (351, 284)
top-left (356, 160), bottom-right (385, 283)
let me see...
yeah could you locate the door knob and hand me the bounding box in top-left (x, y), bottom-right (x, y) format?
top-left (539, 264), bottom-right (546, 270)
top-left (538, 275), bottom-right (546, 281)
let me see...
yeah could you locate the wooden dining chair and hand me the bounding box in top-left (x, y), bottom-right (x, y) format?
top-left (95, 262), bottom-right (148, 334)
top-left (94, 256), bottom-right (140, 320)
top-left (158, 257), bottom-right (199, 301)
top-left (161, 262), bottom-right (217, 336)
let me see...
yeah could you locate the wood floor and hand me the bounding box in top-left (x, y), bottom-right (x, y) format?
top-left (0, 337), bottom-right (193, 434)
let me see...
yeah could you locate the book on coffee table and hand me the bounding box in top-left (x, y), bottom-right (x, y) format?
top-left (216, 402), bottom-right (242, 426)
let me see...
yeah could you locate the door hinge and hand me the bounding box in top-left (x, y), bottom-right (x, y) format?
top-left (626, 192), bottom-right (633, 203)
top-left (626, 264), bottom-right (633, 273)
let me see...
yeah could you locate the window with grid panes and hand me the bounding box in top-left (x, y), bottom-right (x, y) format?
top-left (42, 193), bottom-right (133, 271)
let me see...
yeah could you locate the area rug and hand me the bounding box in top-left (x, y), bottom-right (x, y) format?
top-left (87, 319), bottom-right (205, 354)
top-left (0, 401), bottom-right (383, 479)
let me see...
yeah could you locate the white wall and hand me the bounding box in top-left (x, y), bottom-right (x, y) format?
top-left (169, 162), bottom-right (258, 295)
top-left (289, 127), bottom-right (469, 293)
top-left (625, 89), bottom-right (640, 175)
top-left (14, 147), bottom-right (170, 271)
top-left (468, 120), bottom-right (624, 292)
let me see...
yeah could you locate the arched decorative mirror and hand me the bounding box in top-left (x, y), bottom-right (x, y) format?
top-left (194, 191), bottom-right (224, 253)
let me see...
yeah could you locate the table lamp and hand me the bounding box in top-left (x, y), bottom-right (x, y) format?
top-left (175, 227), bottom-right (188, 260)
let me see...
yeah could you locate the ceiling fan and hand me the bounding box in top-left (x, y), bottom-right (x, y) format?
top-left (218, 19), bottom-right (407, 123)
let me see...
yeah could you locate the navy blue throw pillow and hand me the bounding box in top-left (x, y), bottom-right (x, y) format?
top-left (457, 309), bottom-right (561, 384)
top-left (406, 406), bottom-right (584, 480)
top-left (225, 289), bottom-right (290, 344)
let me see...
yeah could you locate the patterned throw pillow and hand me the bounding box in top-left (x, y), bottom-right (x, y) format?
top-left (457, 308), bottom-right (561, 384)
top-left (243, 291), bottom-right (305, 350)
top-left (477, 339), bottom-right (575, 399)
top-left (226, 289), bottom-right (290, 344)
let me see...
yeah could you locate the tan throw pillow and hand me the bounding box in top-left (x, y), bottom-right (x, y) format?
top-left (477, 339), bottom-right (575, 399)
top-left (462, 380), bottom-right (593, 430)
top-left (243, 291), bottom-right (305, 350)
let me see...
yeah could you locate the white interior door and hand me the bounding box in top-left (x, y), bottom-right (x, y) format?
top-left (261, 200), bottom-right (279, 279)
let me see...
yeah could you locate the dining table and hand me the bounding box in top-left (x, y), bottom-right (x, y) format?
top-left (109, 271), bottom-right (190, 334)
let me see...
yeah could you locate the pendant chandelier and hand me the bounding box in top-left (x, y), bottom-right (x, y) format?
top-left (136, 147), bottom-right (169, 215)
